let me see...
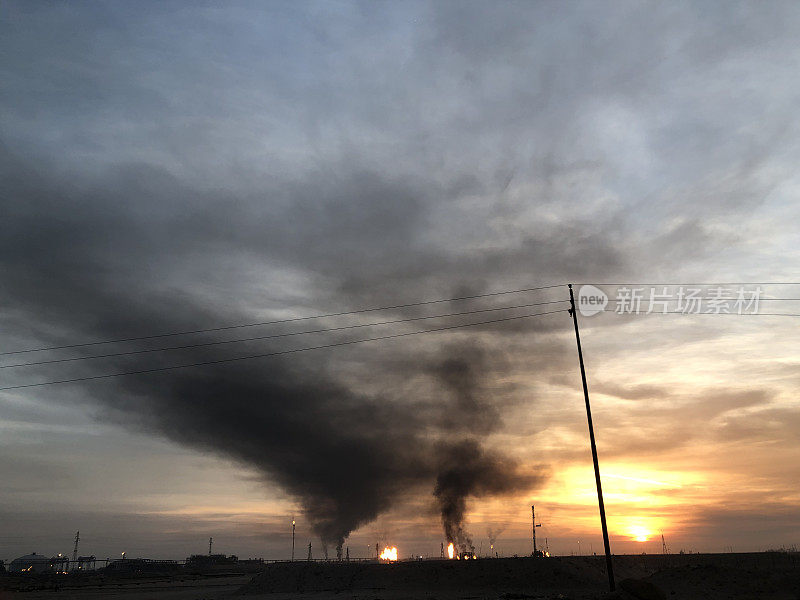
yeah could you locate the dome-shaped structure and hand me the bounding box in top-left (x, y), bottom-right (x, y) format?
top-left (9, 552), bottom-right (68, 573)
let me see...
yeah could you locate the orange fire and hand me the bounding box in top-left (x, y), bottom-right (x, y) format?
top-left (447, 542), bottom-right (455, 559)
top-left (380, 546), bottom-right (398, 561)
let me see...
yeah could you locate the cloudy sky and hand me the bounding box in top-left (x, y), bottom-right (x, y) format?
top-left (1, 1), bottom-right (800, 562)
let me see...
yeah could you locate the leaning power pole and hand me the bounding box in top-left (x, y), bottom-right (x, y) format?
top-left (568, 284), bottom-right (615, 592)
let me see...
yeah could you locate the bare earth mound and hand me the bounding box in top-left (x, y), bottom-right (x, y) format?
top-left (237, 554), bottom-right (800, 600)
top-left (1, 553), bottom-right (796, 599)
top-left (237, 557), bottom-right (646, 599)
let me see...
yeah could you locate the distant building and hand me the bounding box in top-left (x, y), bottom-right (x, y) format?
top-left (103, 558), bottom-right (179, 574)
top-left (8, 553), bottom-right (69, 573)
top-left (74, 555), bottom-right (97, 571)
top-left (238, 558), bottom-right (265, 572)
top-left (185, 554), bottom-right (238, 572)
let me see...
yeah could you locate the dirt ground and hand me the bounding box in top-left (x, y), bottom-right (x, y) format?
top-left (1, 553), bottom-right (798, 600)
top-left (0, 574), bottom-right (251, 600)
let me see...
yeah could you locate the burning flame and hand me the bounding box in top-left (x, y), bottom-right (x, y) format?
top-left (380, 546), bottom-right (398, 561)
top-left (447, 542), bottom-right (455, 559)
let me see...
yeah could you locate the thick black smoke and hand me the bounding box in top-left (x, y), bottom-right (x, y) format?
top-left (428, 350), bottom-right (539, 551)
top-left (434, 440), bottom-right (538, 552)
top-left (0, 151), bottom-right (598, 552)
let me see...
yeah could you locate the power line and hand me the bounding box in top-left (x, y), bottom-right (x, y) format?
top-left (603, 298), bottom-right (800, 301)
top-left (6, 283), bottom-right (797, 358)
top-left (0, 283), bottom-right (566, 356)
top-left (0, 308), bottom-right (568, 391)
top-left (576, 282), bottom-right (800, 286)
top-left (0, 299), bottom-right (569, 369)
top-left (570, 297), bottom-right (800, 302)
top-left (600, 310), bottom-right (800, 317)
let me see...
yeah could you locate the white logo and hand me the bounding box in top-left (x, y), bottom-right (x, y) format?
top-left (578, 285), bottom-right (608, 317)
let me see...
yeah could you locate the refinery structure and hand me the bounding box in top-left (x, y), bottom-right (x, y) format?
top-left (1, 506), bottom-right (551, 576)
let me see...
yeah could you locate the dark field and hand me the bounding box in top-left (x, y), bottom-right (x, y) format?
top-left (2, 553), bottom-right (799, 600)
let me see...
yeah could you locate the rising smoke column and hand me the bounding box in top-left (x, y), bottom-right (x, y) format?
top-left (435, 441), bottom-right (482, 552)
top-left (430, 352), bottom-right (542, 552)
top-left (0, 153), bottom-right (551, 555)
top-left (434, 440), bottom-right (536, 552)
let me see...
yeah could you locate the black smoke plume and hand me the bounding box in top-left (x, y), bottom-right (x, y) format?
top-left (0, 152), bottom-right (554, 554)
top-left (430, 351), bottom-right (540, 551)
top-left (434, 440), bottom-right (535, 552)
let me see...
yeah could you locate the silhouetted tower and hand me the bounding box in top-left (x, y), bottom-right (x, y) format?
top-left (209, 537), bottom-right (213, 555)
top-left (307, 542), bottom-right (312, 561)
top-left (72, 531), bottom-right (80, 567)
top-left (661, 534), bottom-right (668, 554)
top-left (441, 542), bottom-right (444, 558)
top-left (375, 543), bottom-right (379, 559)
top-left (532, 505), bottom-right (541, 555)
top-left (345, 546), bottom-right (350, 561)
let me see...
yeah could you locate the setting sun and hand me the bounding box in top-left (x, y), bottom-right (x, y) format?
top-left (628, 525), bottom-right (651, 542)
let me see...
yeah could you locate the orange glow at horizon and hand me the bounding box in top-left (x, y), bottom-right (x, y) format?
top-left (380, 546), bottom-right (398, 561)
top-left (628, 525), bottom-right (652, 542)
top-left (447, 542), bottom-right (455, 559)
top-left (528, 463), bottom-right (696, 546)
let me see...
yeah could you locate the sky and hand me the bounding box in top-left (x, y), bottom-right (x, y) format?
top-left (1, 0), bottom-right (800, 562)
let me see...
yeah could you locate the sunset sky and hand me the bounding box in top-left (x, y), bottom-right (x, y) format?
top-left (1, 1), bottom-right (799, 562)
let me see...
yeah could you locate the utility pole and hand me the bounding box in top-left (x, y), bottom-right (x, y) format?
top-left (307, 542), bottom-right (312, 561)
top-left (291, 519), bottom-right (296, 561)
top-left (662, 534), bottom-right (668, 555)
top-left (209, 537), bottom-right (213, 556)
top-left (568, 284), bottom-right (615, 592)
top-left (531, 505), bottom-right (541, 555)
